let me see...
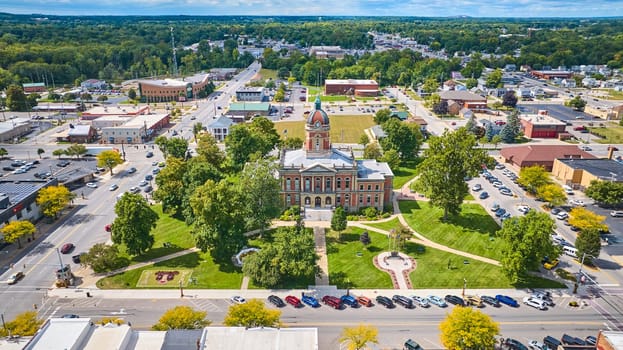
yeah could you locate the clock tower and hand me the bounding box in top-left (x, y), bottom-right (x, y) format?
top-left (305, 97), bottom-right (332, 156)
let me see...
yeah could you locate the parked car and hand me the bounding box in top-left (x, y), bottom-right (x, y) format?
top-left (610, 211), bottom-right (623, 217)
top-left (60, 243), bottom-right (75, 254)
top-left (6, 271), bottom-right (25, 285)
top-left (146, 151), bottom-right (154, 158)
top-left (585, 336), bottom-right (597, 345)
top-left (340, 295), bottom-right (358, 308)
top-left (143, 185), bottom-right (153, 193)
top-left (561, 334), bottom-right (586, 346)
top-left (139, 180), bottom-right (148, 187)
top-left (61, 314), bottom-right (80, 319)
top-left (495, 208), bottom-right (507, 217)
top-left (57, 160), bottom-right (70, 167)
top-left (72, 254), bottom-right (83, 264)
top-left (322, 295), bottom-right (343, 309)
top-left (543, 258), bottom-right (559, 270)
top-left (471, 184), bottom-right (482, 191)
top-left (465, 295), bottom-right (483, 307)
top-left (375, 295), bottom-right (395, 308)
top-left (268, 295), bottom-right (285, 308)
top-left (479, 191), bottom-right (489, 199)
top-left (500, 188), bottom-right (513, 196)
top-left (127, 167), bottom-right (137, 174)
top-left (410, 295), bottom-right (430, 308)
top-left (285, 295), bottom-right (302, 307)
top-left (505, 338), bottom-right (529, 350)
top-left (129, 186), bottom-right (141, 194)
top-left (230, 296), bottom-right (246, 304)
top-left (517, 205), bottom-right (530, 214)
top-left (523, 296), bottom-right (547, 310)
top-left (392, 295), bottom-right (414, 308)
top-left (444, 295), bottom-right (465, 306)
top-left (543, 336), bottom-right (562, 350)
top-left (145, 174), bottom-right (153, 181)
top-left (357, 296), bottom-right (373, 307)
top-left (551, 207), bottom-right (562, 215)
top-left (530, 292), bottom-right (554, 306)
top-left (109, 184), bottom-right (119, 191)
top-left (86, 182), bottom-right (98, 188)
top-left (152, 168), bottom-right (160, 174)
top-left (556, 212), bottom-right (569, 220)
top-left (495, 294), bottom-right (519, 307)
top-left (528, 340), bottom-right (547, 350)
top-left (481, 295), bottom-right (500, 307)
top-left (490, 203), bottom-right (500, 211)
top-left (427, 295), bottom-right (447, 307)
top-left (302, 295), bottom-right (320, 308)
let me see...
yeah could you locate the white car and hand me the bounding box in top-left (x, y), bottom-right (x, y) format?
top-left (410, 295), bottom-right (430, 308)
top-left (86, 182), bottom-right (98, 188)
top-left (523, 296), bottom-right (547, 310)
top-left (471, 184), bottom-right (482, 191)
top-left (611, 211), bottom-right (623, 217)
top-left (231, 296), bottom-right (246, 304)
top-left (529, 340), bottom-right (547, 350)
top-left (109, 184), bottom-right (119, 191)
top-left (569, 199), bottom-right (585, 207)
top-left (517, 205), bottom-right (530, 214)
top-left (129, 186), bottom-right (141, 194)
top-left (556, 212), bottom-right (569, 220)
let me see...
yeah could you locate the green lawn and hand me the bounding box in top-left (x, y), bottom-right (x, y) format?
top-left (392, 163), bottom-right (419, 189)
top-left (117, 205), bottom-right (195, 264)
top-left (365, 217), bottom-right (401, 232)
top-left (399, 200), bottom-right (505, 260)
top-left (258, 69), bottom-right (278, 80)
top-left (327, 228), bottom-right (393, 288)
top-left (97, 251), bottom-right (243, 289)
top-left (305, 86), bottom-right (322, 96)
top-left (589, 122), bottom-right (623, 144)
top-left (273, 115), bottom-right (375, 143)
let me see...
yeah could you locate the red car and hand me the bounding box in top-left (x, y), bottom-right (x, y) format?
top-left (105, 224), bottom-right (112, 232)
top-left (285, 295), bottom-right (302, 308)
top-left (60, 243), bottom-right (75, 254)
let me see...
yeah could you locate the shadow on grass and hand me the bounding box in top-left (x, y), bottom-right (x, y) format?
top-left (131, 244), bottom-right (185, 263)
top-left (329, 271), bottom-right (354, 289)
top-left (399, 200), bottom-right (422, 212)
top-left (112, 257), bottom-right (130, 270)
top-left (153, 252), bottom-right (200, 268)
top-left (445, 212), bottom-right (499, 235)
top-left (513, 274), bottom-right (567, 289)
top-left (404, 241), bottom-right (426, 256)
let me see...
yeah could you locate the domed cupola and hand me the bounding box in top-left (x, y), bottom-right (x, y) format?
top-left (306, 96), bottom-right (330, 128)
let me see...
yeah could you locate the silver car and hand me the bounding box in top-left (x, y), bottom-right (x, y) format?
top-left (426, 295), bottom-right (447, 307)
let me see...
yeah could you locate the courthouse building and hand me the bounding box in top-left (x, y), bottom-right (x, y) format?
top-left (279, 98), bottom-right (393, 212)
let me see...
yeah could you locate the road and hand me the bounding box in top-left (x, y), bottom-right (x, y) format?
top-left (36, 291), bottom-right (620, 350)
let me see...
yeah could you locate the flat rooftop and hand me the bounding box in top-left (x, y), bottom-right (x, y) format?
top-left (325, 79), bottom-right (377, 85)
top-left (25, 318), bottom-right (93, 350)
top-left (202, 327), bottom-right (318, 350)
top-left (83, 324), bottom-right (132, 350)
top-left (521, 114), bottom-right (566, 126)
top-left (558, 158), bottom-right (623, 180)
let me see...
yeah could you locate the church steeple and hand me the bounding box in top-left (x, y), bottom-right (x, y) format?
top-left (304, 96), bottom-right (331, 156)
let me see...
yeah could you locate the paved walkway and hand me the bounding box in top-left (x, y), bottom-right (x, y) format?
top-left (313, 227), bottom-right (329, 285)
top-left (374, 252), bottom-right (416, 289)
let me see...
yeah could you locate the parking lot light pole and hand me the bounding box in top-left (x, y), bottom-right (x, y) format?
top-left (578, 253), bottom-right (596, 278)
top-left (462, 278), bottom-right (467, 297)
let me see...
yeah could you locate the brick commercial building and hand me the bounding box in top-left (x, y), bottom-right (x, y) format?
top-left (500, 145), bottom-right (595, 171)
top-left (439, 90), bottom-right (487, 112)
top-left (279, 97), bottom-right (393, 212)
top-left (531, 70), bottom-right (574, 79)
top-left (324, 79), bottom-right (379, 96)
top-left (138, 73), bottom-right (210, 103)
top-left (520, 110), bottom-right (567, 138)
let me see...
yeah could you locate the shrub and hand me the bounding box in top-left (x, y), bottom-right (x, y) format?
top-left (346, 215), bottom-right (359, 221)
top-left (363, 207), bottom-right (378, 219)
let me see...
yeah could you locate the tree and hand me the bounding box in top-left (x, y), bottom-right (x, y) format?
top-left (81, 243), bottom-right (120, 273)
top-left (537, 184), bottom-right (567, 207)
top-left (66, 143), bottom-right (87, 158)
top-left (155, 137), bottom-right (190, 159)
top-left (243, 226), bottom-right (318, 288)
top-left (192, 122), bottom-right (203, 142)
top-left (490, 135), bottom-right (502, 149)
top-left (340, 324), bottom-right (379, 350)
top-left (359, 134), bottom-right (370, 146)
top-left (224, 299), bottom-right (282, 328)
top-left (195, 133), bottom-right (226, 169)
top-left (381, 149), bottom-right (401, 171)
top-left (153, 157), bottom-right (187, 217)
top-left (239, 159), bottom-right (281, 234)
top-left (1, 220), bottom-right (35, 249)
top-left (5, 85), bottom-right (28, 111)
top-left (422, 78), bottom-right (439, 94)
top-left (379, 118), bottom-right (421, 161)
top-left (585, 180), bottom-right (623, 207)
top-left (575, 228), bottom-right (602, 265)
top-left (97, 150), bottom-right (123, 175)
top-left (152, 306), bottom-right (211, 331)
top-left (37, 148), bottom-right (45, 159)
top-left (498, 211), bottom-right (558, 283)
top-left (439, 307), bottom-right (499, 350)
top-left (373, 108), bottom-right (392, 125)
top-left (415, 128), bottom-right (491, 220)
top-left (112, 193), bottom-right (158, 255)
top-left (0, 147), bottom-right (7, 159)
top-left (486, 68), bottom-right (503, 88)
top-left (389, 224), bottom-right (412, 253)
top-left (465, 78), bottom-right (478, 89)
top-left (433, 100), bottom-right (448, 115)
top-left (283, 136), bottom-right (304, 150)
top-left (190, 179), bottom-right (248, 261)
top-left (52, 149), bottom-right (65, 159)
top-left (36, 185), bottom-right (75, 219)
top-left (331, 206), bottom-right (348, 240)
top-left (360, 231), bottom-right (371, 245)
top-left (499, 123), bottom-right (516, 143)
top-left (363, 143), bottom-right (382, 160)
top-left (484, 123), bottom-right (494, 142)
top-left (0, 311), bottom-right (43, 337)
top-left (502, 90), bottom-right (518, 107)
top-left (566, 96), bottom-right (587, 111)
top-left (127, 88), bottom-right (137, 100)
top-left (568, 207), bottom-right (608, 232)
top-left (517, 165), bottom-right (552, 195)
top-left (465, 116), bottom-right (478, 134)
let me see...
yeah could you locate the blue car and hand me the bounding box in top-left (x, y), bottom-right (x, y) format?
top-left (302, 295), bottom-right (320, 308)
top-left (340, 295), bottom-right (358, 307)
top-left (495, 294), bottom-right (519, 307)
top-left (479, 191), bottom-right (489, 199)
top-left (495, 208), bottom-right (507, 217)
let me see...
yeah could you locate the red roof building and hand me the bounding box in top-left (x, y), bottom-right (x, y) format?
top-left (500, 145), bottom-right (596, 171)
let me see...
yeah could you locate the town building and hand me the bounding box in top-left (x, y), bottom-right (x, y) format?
top-left (438, 90), bottom-right (487, 112)
top-left (520, 110), bottom-right (567, 138)
top-left (22, 82), bottom-right (46, 93)
top-left (531, 70), bottom-right (574, 79)
top-left (500, 145), bottom-right (596, 171)
top-left (585, 104), bottom-right (623, 120)
top-left (205, 115), bottom-right (234, 141)
top-left (552, 157), bottom-right (623, 189)
top-left (91, 115), bottom-right (132, 130)
top-left (137, 73), bottom-right (211, 103)
top-left (80, 79), bottom-right (108, 90)
top-left (225, 102), bottom-right (271, 122)
top-left (209, 68), bottom-right (238, 80)
top-left (324, 79), bottom-right (378, 96)
top-left (32, 103), bottom-right (82, 114)
top-left (81, 105), bottom-right (150, 121)
top-left (279, 97), bottom-right (393, 212)
top-left (309, 46), bottom-right (345, 59)
top-left (0, 118), bottom-right (32, 143)
top-left (597, 330), bottom-right (623, 350)
top-left (101, 113), bottom-right (170, 144)
top-left (54, 124), bottom-right (98, 143)
top-left (235, 87), bottom-right (267, 102)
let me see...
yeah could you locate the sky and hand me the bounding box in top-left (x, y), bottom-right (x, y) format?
top-left (1, 0), bottom-right (623, 17)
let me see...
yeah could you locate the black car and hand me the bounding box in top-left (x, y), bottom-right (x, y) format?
top-left (562, 334), bottom-right (586, 346)
top-left (481, 295), bottom-right (500, 307)
top-left (146, 151), bottom-right (154, 158)
top-left (2, 166), bottom-right (14, 171)
top-left (392, 295), bottom-right (414, 309)
top-left (72, 254), bottom-right (83, 264)
top-left (505, 338), bottom-right (528, 350)
top-left (57, 160), bottom-right (70, 167)
top-left (444, 295), bottom-right (465, 306)
top-left (376, 295), bottom-right (395, 308)
top-left (145, 174), bottom-right (153, 181)
top-left (543, 336), bottom-right (562, 350)
top-left (268, 295), bottom-right (285, 308)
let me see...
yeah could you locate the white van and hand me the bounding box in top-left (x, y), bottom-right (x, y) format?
top-left (563, 246), bottom-right (578, 258)
top-left (562, 185), bottom-right (574, 195)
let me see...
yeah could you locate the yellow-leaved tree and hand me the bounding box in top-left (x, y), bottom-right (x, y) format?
top-left (0, 311), bottom-right (43, 337)
top-left (439, 306), bottom-right (499, 350)
top-left (536, 184), bottom-right (567, 207)
top-left (97, 150), bottom-right (123, 175)
top-left (339, 324), bottom-right (379, 350)
top-left (1, 220), bottom-right (36, 248)
top-left (152, 306), bottom-right (211, 331)
top-left (223, 299), bottom-right (282, 328)
top-left (36, 185), bottom-right (75, 219)
top-left (568, 207), bottom-right (608, 232)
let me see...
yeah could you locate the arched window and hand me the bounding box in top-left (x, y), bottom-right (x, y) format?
top-left (325, 197), bottom-right (332, 205)
top-left (304, 197), bottom-right (311, 205)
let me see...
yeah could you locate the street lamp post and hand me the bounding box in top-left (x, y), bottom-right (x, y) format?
top-left (578, 253), bottom-right (596, 279)
top-left (462, 278), bottom-right (467, 297)
top-left (179, 279), bottom-right (184, 298)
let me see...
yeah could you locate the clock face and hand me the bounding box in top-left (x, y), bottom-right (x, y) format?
top-left (315, 121), bottom-right (321, 128)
